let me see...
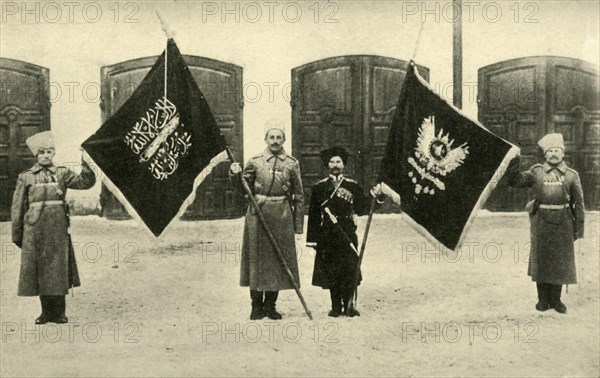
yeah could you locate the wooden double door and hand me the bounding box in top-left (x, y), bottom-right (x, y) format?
top-left (291, 55), bottom-right (429, 212)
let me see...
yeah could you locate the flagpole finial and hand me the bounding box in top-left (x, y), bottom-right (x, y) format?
top-left (156, 10), bottom-right (176, 39)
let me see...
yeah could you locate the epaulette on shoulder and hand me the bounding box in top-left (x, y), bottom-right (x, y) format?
top-left (18, 170), bottom-right (34, 180)
top-left (344, 178), bottom-right (358, 184)
top-left (249, 153), bottom-right (264, 161)
top-left (566, 167), bottom-right (579, 176)
top-left (531, 164), bottom-right (543, 169)
top-left (315, 177), bottom-right (329, 185)
top-left (286, 155), bottom-right (298, 162)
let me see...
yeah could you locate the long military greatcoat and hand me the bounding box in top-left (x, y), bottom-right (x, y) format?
top-left (234, 148), bottom-right (304, 291)
top-left (509, 160), bottom-right (585, 284)
top-left (11, 162), bottom-right (96, 296)
top-left (307, 175), bottom-right (379, 289)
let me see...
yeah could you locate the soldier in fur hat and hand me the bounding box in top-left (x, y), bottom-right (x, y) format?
top-left (12, 131), bottom-right (96, 324)
top-left (306, 146), bottom-right (385, 317)
top-left (508, 133), bottom-right (585, 314)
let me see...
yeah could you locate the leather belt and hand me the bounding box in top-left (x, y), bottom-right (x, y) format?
top-left (539, 204), bottom-right (569, 209)
top-left (255, 194), bottom-right (286, 201)
top-left (29, 200), bottom-right (64, 207)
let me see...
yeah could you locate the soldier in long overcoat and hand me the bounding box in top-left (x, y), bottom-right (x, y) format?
top-left (230, 125), bottom-right (304, 320)
top-left (306, 147), bottom-right (384, 317)
top-left (11, 131), bottom-right (96, 324)
top-left (508, 133), bottom-right (584, 314)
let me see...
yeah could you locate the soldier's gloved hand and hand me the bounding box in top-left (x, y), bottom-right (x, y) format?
top-left (508, 154), bottom-right (521, 173)
top-left (230, 162), bottom-right (242, 174)
top-left (370, 183), bottom-right (382, 196)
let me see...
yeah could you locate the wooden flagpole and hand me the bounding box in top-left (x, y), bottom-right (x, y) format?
top-left (453, 0), bottom-right (463, 109)
top-left (156, 11), bottom-right (174, 100)
top-left (347, 196), bottom-right (377, 312)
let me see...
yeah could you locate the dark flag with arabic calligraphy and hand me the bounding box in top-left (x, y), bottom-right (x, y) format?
top-left (82, 39), bottom-right (228, 236)
top-left (378, 62), bottom-right (518, 251)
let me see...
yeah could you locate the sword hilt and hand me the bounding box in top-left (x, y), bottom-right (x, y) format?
top-left (323, 207), bottom-right (338, 224)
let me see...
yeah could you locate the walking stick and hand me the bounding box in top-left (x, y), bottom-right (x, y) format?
top-left (347, 196), bottom-right (377, 312)
top-left (226, 147), bottom-right (313, 320)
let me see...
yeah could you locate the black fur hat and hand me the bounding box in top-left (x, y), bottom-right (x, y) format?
top-left (320, 146), bottom-right (349, 166)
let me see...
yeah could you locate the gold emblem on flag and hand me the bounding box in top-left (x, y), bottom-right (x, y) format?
top-left (124, 97), bottom-right (192, 180)
top-left (407, 116), bottom-right (469, 195)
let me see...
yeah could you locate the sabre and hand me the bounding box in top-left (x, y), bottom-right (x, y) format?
top-left (322, 207), bottom-right (359, 256)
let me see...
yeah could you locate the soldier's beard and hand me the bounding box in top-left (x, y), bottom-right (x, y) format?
top-left (329, 167), bottom-right (343, 176)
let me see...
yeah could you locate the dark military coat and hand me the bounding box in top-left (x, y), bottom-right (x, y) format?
top-left (11, 162), bottom-right (96, 296)
top-left (509, 160), bottom-right (585, 284)
top-left (307, 175), bottom-right (379, 289)
top-left (233, 148), bottom-right (304, 291)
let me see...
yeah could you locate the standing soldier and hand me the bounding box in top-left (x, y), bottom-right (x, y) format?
top-left (508, 133), bottom-right (585, 314)
top-left (11, 131), bottom-right (96, 324)
top-left (230, 121), bottom-right (304, 320)
top-left (306, 147), bottom-right (384, 317)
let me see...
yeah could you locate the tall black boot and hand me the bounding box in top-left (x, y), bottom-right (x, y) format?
top-left (49, 296), bottom-right (68, 324)
top-left (535, 283), bottom-right (550, 311)
top-left (263, 291), bottom-right (282, 320)
top-left (550, 284), bottom-right (567, 314)
top-left (249, 290), bottom-right (265, 320)
top-left (328, 289), bottom-right (343, 317)
top-left (35, 296), bottom-right (50, 325)
top-left (342, 287), bottom-right (360, 317)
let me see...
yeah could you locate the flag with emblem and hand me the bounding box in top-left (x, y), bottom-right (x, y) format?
top-left (82, 39), bottom-right (229, 236)
top-left (378, 62), bottom-right (518, 251)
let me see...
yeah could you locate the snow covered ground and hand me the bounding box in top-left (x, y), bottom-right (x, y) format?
top-left (1, 212), bottom-right (598, 377)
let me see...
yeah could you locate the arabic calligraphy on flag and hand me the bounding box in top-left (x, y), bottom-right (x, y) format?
top-left (124, 97), bottom-right (192, 180)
